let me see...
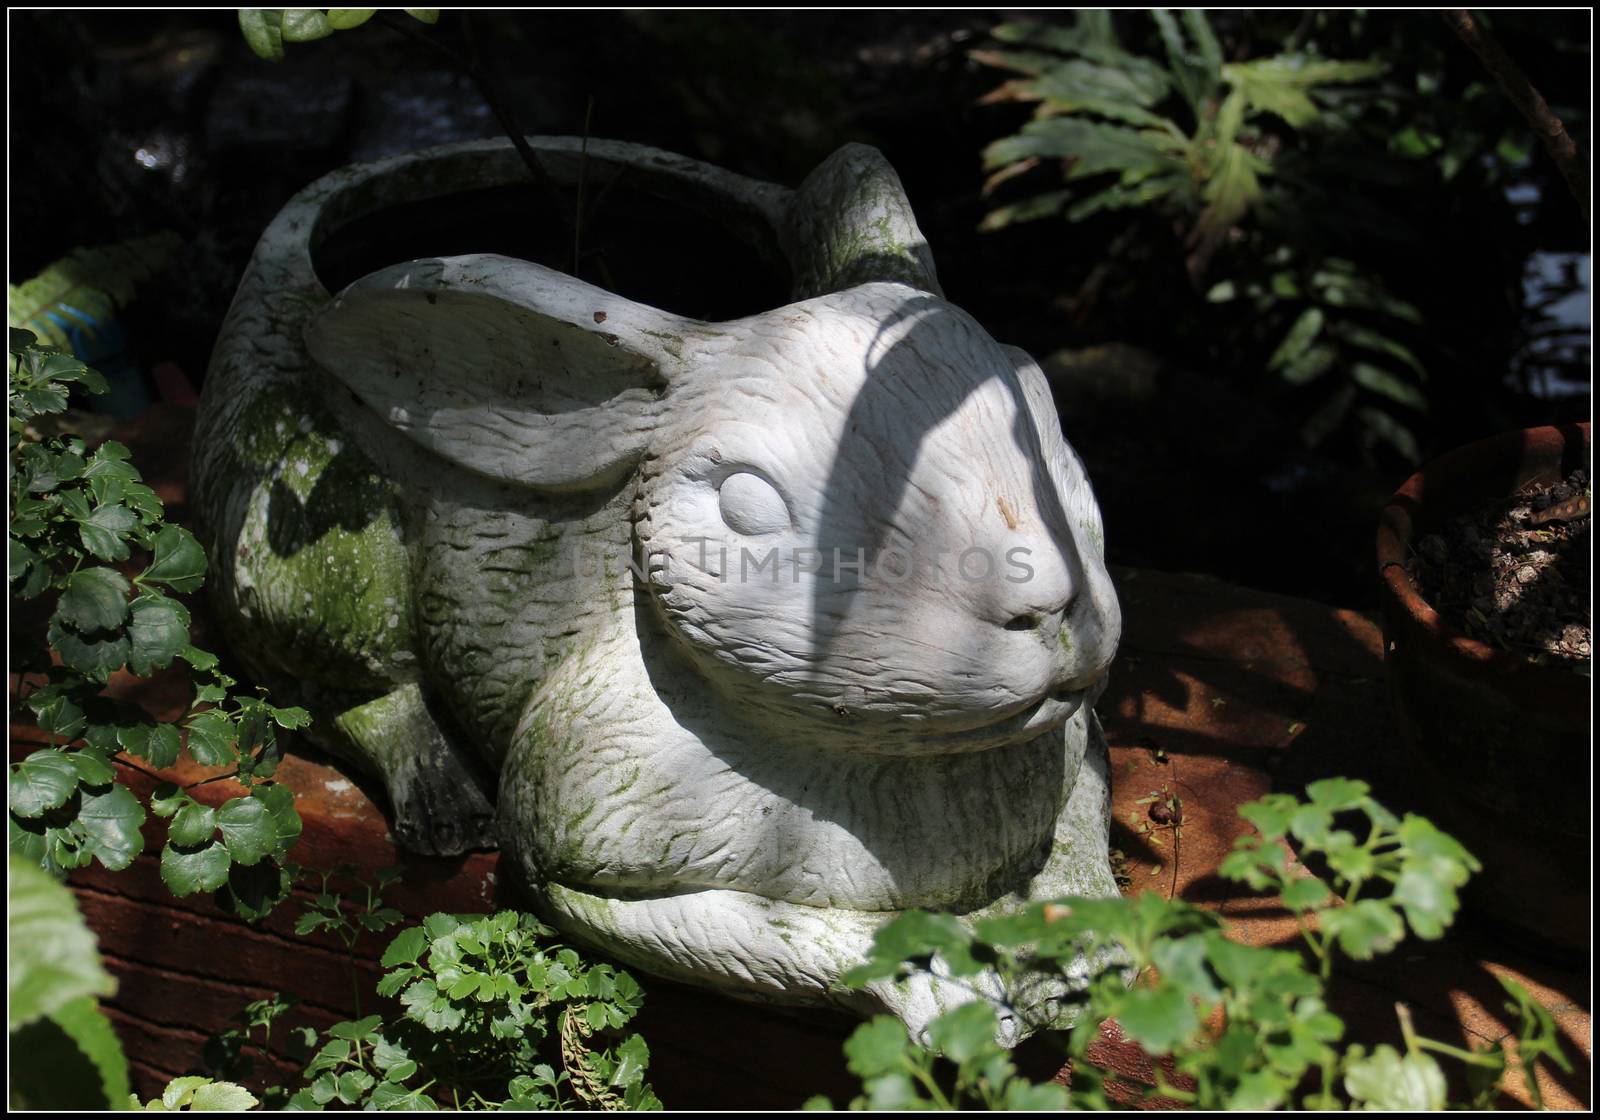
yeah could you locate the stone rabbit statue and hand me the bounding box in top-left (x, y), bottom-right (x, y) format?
top-left (193, 137), bottom-right (1122, 1042)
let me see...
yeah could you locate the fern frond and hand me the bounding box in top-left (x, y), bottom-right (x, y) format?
top-left (7, 233), bottom-right (182, 358)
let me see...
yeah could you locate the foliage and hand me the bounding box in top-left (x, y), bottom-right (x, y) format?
top-left (237, 8), bottom-right (439, 62)
top-left (974, 11), bottom-right (1571, 466)
top-left (134, 1077), bottom-right (260, 1112)
top-left (8, 854), bottom-right (131, 1110)
top-left (214, 905), bottom-right (661, 1111)
top-left (810, 781), bottom-right (1570, 1110)
top-left (7, 234), bottom-right (181, 359)
top-left (8, 329), bottom-right (305, 915)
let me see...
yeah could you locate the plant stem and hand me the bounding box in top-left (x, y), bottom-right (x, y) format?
top-left (377, 12), bottom-right (579, 249)
top-left (1440, 10), bottom-right (1590, 225)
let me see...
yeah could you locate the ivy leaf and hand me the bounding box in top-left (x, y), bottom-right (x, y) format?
top-left (141, 526), bottom-right (207, 593)
top-left (217, 796), bottom-right (278, 866)
top-left (9, 751), bottom-right (81, 817)
top-left (126, 594), bottom-right (191, 676)
top-left (161, 841), bottom-right (232, 896)
top-left (76, 784), bottom-right (145, 870)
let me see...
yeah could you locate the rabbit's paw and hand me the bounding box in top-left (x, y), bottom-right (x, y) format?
top-left (861, 965), bottom-right (1024, 1049)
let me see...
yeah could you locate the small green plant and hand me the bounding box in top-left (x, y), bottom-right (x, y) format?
top-left (215, 905), bottom-right (661, 1111)
top-left (236, 8), bottom-right (439, 62)
top-left (974, 12), bottom-right (1450, 464)
top-left (133, 1077), bottom-right (260, 1112)
top-left (7, 234), bottom-right (181, 358)
top-left (810, 780), bottom-right (1571, 1111)
top-left (9, 329), bottom-right (306, 914)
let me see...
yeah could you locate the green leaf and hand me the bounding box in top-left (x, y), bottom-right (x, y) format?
top-left (1268, 308), bottom-right (1325, 372)
top-left (217, 796), bottom-right (278, 866)
top-left (68, 749), bottom-right (116, 787)
top-left (1350, 362), bottom-right (1427, 411)
top-left (1223, 56), bottom-right (1386, 128)
top-left (1005, 1081), bottom-right (1070, 1109)
top-left (1194, 142), bottom-right (1266, 241)
top-left (1344, 1044), bottom-right (1446, 1110)
top-left (1280, 876), bottom-right (1332, 912)
top-left (55, 568), bottom-right (130, 632)
top-left (1116, 981), bottom-right (1198, 1053)
top-left (7, 856), bottom-right (117, 1031)
top-left (77, 783), bottom-right (146, 870)
top-left (1391, 867), bottom-right (1459, 940)
top-left (76, 503), bottom-right (138, 563)
top-left (168, 801), bottom-right (216, 847)
top-left (1238, 793), bottom-right (1298, 841)
top-left (126, 594), bottom-right (191, 676)
top-left (48, 619), bottom-right (130, 682)
top-left (128, 723), bottom-right (182, 769)
top-left (185, 710), bottom-right (237, 767)
top-left (382, 926), bottom-right (428, 968)
top-left (1320, 899), bottom-right (1405, 960)
top-left (926, 1001), bottom-right (999, 1065)
top-left (10, 751), bottom-right (81, 817)
top-left (842, 1016), bottom-right (911, 1079)
top-left (983, 116), bottom-right (1180, 180)
top-left (238, 9), bottom-right (286, 61)
top-left (280, 8), bottom-right (334, 41)
top-left (611, 1033), bottom-right (650, 1087)
top-left (161, 841), bottom-right (232, 896)
top-left (189, 1081), bottom-right (260, 1110)
top-left (326, 9), bottom-right (375, 29)
top-left (141, 526), bottom-right (207, 593)
top-left (404, 9), bottom-right (440, 23)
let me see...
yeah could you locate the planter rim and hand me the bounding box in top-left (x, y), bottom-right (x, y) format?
top-left (1375, 421), bottom-right (1590, 706)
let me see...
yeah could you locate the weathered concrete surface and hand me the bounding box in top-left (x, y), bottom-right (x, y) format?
top-left (16, 404), bottom-right (1589, 1110)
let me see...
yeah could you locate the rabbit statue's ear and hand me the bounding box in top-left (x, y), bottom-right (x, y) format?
top-left (781, 143), bottom-right (943, 300)
top-left (305, 254), bottom-right (695, 492)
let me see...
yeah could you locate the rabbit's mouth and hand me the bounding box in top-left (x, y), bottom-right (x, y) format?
top-left (895, 671), bottom-right (1107, 755)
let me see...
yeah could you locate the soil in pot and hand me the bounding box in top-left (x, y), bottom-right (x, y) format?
top-left (1406, 468), bottom-right (1592, 671)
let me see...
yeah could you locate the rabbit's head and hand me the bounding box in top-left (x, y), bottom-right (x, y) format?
top-left (307, 256), bottom-right (1119, 755)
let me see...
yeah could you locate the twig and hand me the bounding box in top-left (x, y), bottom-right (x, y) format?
top-left (378, 12), bottom-right (578, 247)
top-left (1440, 10), bottom-right (1590, 225)
top-left (573, 95), bottom-right (593, 277)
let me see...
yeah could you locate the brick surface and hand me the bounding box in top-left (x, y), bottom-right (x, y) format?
top-left (16, 405), bottom-right (1588, 1109)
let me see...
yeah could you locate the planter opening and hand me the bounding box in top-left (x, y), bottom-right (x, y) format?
top-left (312, 180), bottom-right (792, 323)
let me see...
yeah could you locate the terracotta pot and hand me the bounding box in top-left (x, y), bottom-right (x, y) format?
top-left (1376, 422), bottom-right (1590, 960)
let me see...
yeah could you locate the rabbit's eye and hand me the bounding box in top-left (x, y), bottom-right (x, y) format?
top-left (718, 471), bottom-right (789, 536)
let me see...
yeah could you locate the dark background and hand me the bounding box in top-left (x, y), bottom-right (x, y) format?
top-left (9, 10), bottom-right (1591, 608)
